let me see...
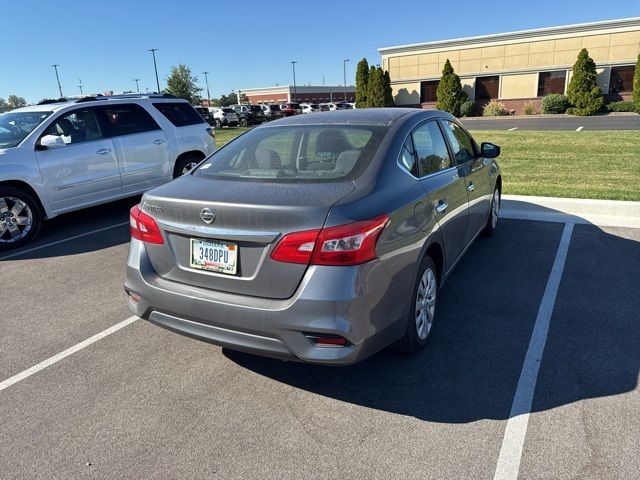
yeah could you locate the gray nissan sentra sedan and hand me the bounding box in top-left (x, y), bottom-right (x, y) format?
top-left (125, 108), bottom-right (502, 365)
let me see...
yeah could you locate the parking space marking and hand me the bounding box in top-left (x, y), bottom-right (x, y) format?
top-left (0, 316), bottom-right (138, 393)
top-left (0, 222), bottom-right (129, 261)
top-left (508, 127), bottom-right (518, 131)
top-left (575, 126), bottom-right (584, 131)
top-left (493, 223), bottom-right (574, 480)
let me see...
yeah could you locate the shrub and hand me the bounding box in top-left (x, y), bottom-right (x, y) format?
top-left (605, 101), bottom-right (637, 113)
top-left (523, 101), bottom-right (536, 115)
top-left (460, 100), bottom-right (476, 117)
top-left (633, 53), bottom-right (640, 112)
top-left (483, 100), bottom-right (507, 116)
top-left (542, 94), bottom-right (570, 114)
top-left (436, 59), bottom-right (467, 117)
top-left (566, 48), bottom-right (604, 116)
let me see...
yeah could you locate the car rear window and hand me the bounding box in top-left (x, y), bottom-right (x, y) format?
top-left (270, 105), bottom-right (280, 110)
top-left (152, 102), bottom-right (205, 127)
top-left (195, 125), bottom-right (387, 183)
top-left (249, 105), bottom-right (262, 112)
top-left (222, 108), bottom-right (235, 113)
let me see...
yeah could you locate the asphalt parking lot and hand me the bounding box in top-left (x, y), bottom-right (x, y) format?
top-left (461, 113), bottom-right (640, 131)
top-left (1, 199), bottom-right (638, 479)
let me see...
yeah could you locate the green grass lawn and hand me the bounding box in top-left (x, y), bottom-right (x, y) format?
top-left (471, 130), bottom-right (640, 201)
top-left (214, 127), bottom-right (640, 201)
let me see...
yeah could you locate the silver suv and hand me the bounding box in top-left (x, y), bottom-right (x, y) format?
top-left (0, 94), bottom-right (216, 250)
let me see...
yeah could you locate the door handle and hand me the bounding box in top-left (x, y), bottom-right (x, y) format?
top-left (467, 182), bottom-right (475, 192)
top-left (96, 148), bottom-right (111, 155)
top-left (435, 202), bottom-right (448, 214)
top-left (153, 139), bottom-right (166, 145)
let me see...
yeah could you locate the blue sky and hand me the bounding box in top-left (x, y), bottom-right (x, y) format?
top-left (2, 0), bottom-right (638, 103)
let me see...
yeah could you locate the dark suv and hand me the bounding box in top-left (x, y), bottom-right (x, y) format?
top-left (231, 104), bottom-right (266, 126)
top-left (193, 106), bottom-right (215, 125)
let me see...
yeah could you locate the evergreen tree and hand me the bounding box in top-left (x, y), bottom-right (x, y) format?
top-left (566, 48), bottom-right (604, 116)
top-left (355, 58), bottom-right (369, 108)
top-left (383, 70), bottom-right (394, 106)
top-left (165, 64), bottom-right (202, 104)
top-left (632, 53), bottom-right (640, 112)
top-left (436, 59), bottom-right (466, 117)
top-left (366, 67), bottom-right (386, 107)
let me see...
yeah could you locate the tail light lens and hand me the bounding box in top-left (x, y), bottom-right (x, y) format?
top-left (130, 205), bottom-right (164, 245)
top-left (271, 215), bottom-right (388, 266)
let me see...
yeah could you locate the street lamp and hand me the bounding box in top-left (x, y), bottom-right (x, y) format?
top-left (78, 78), bottom-right (83, 96)
top-left (134, 78), bottom-right (140, 93)
top-left (149, 48), bottom-right (160, 93)
top-left (290, 61), bottom-right (298, 102)
top-left (52, 64), bottom-right (63, 97)
top-left (343, 59), bottom-right (350, 102)
top-left (203, 71), bottom-right (211, 106)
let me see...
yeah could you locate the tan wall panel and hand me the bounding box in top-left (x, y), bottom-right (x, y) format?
top-left (610, 31), bottom-right (640, 46)
top-left (582, 34), bottom-right (611, 48)
top-left (609, 44), bottom-right (640, 61)
top-left (504, 54), bottom-right (529, 69)
top-left (500, 73), bottom-right (538, 99)
top-left (529, 40), bottom-right (555, 53)
top-left (399, 65), bottom-right (419, 78)
top-left (419, 53), bottom-right (438, 65)
top-left (529, 52), bottom-right (555, 67)
top-left (444, 60), bottom-right (460, 72)
top-left (505, 42), bottom-right (530, 56)
top-left (419, 63), bottom-right (440, 77)
top-left (439, 51), bottom-right (459, 63)
top-left (398, 55), bottom-right (419, 67)
top-left (393, 82), bottom-right (421, 105)
top-left (589, 46), bottom-right (610, 62)
top-left (388, 57), bottom-right (399, 68)
top-left (482, 45), bottom-right (505, 58)
top-left (461, 59), bottom-right (483, 74)
top-left (555, 37), bottom-right (583, 51)
top-left (554, 50), bottom-right (580, 66)
top-left (483, 57), bottom-right (505, 71)
top-left (461, 77), bottom-right (475, 100)
top-left (460, 48), bottom-right (482, 60)
top-left (388, 66), bottom-right (399, 78)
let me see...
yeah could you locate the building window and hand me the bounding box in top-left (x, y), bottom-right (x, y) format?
top-left (475, 76), bottom-right (500, 100)
top-left (538, 71), bottom-right (566, 96)
top-left (420, 80), bottom-right (439, 103)
top-left (609, 66), bottom-right (635, 93)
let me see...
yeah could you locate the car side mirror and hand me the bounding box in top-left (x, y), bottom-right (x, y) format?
top-left (37, 134), bottom-right (67, 150)
top-left (481, 142), bottom-right (500, 158)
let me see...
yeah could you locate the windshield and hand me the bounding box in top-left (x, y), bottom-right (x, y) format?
top-left (0, 111), bottom-right (52, 148)
top-left (194, 125), bottom-right (387, 183)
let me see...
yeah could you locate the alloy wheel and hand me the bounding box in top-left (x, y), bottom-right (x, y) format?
top-left (181, 162), bottom-right (198, 175)
top-left (491, 189), bottom-right (500, 229)
top-left (415, 267), bottom-right (436, 340)
top-left (0, 197), bottom-right (33, 244)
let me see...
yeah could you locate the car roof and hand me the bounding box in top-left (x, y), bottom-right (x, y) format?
top-left (264, 108), bottom-right (448, 127)
top-left (8, 94), bottom-right (188, 114)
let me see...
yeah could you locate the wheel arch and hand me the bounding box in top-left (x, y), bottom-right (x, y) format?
top-left (425, 241), bottom-right (444, 287)
top-left (173, 150), bottom-right (207, 177)
top-left (0, 180), bottom-right (47, 218)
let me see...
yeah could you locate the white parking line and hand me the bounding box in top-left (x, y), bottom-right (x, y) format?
top-left (0, 221), bottom-right (129, 261)
top-left (508, 127), bottom-right (519, 131)
top-left (493, 222), bottom-right (574, 480)
top-left (576, 126), bottom-right (584, 131)
top-left (0, 316), bottom-right (139, 393)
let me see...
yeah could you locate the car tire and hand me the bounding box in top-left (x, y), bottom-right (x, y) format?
top-left (239, 118), bottom-right (248, 127)
top-left (483, 186), bottom-right (501, 237)
top-left (0, 186), bottom-right (43, 251)
top-left (173, 154), bottom-right (202, 178)
top-left (215, 119), bottom-right (222, 129)
top-left (393, 254), bottom-right (438, 354)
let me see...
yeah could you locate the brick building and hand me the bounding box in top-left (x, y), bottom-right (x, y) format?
top-left (241, 85), bottom-right (355, 105)
top-left (379, 17), bottom-right (640, 114)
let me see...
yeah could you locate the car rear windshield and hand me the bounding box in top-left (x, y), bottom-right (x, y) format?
top-left (249, 105), bottom-right (262, 112)
top-left (152, 102), bottom-right (205, 127)
top-left (221, 108), bottom-right (235, 113)
top-left (269, 105), bottom-right (281, 110)
top-left (0, 111), bottom-right (52, 148)
top-left (194, 125), bottom-right (387, 183)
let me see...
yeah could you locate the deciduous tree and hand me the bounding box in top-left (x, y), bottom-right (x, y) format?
top-left (165, 64), bottom-right (202, 104)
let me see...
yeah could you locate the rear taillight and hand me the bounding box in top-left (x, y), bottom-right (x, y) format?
top-left (130, 205), bottom-right (164, 245)
top-left (271, 215), bottom-right (388, 266)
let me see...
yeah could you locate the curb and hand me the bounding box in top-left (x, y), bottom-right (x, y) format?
top-left (500, 195), bottom-right (640, 228)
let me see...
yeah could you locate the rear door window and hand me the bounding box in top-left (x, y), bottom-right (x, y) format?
top-left (152, 102), bottom-right (205, 127)
top-left (99, 104), bottom-right (161, 136)
top-left (411, 121), bottom-right (452, 176)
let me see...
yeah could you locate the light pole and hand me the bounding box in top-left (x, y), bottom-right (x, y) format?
top-left (343, 59), bottom-right (350, 102)
top-left (149, 48), bottom-right (160, 93)
top-left (203, 71), bottom-right (211, 106)
top-left (134, 78), bottom-right (140, 93)
top-left (290, 61), bottom-right (298, 102)
top-left (52, 64), bottom-right (63, 97)
top-left (78, 78), bottom-right (83, 96)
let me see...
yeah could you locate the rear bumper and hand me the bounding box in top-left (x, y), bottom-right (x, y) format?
top-left (124, 239), bottom-right (408, 365)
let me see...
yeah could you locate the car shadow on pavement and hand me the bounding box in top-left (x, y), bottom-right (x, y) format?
top-left (225, 218), bottom-right (640, 424)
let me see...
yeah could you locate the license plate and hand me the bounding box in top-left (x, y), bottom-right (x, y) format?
top-left (190, 238), bottom-right (238, 275)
